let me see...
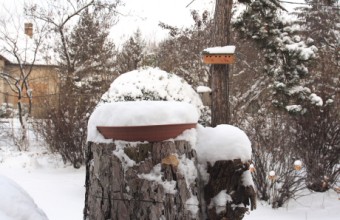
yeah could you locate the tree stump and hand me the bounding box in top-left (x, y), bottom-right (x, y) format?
top-left (204, 160), bottom-right (256, 220)
top-left (84, 140), bottom-right (203, 220)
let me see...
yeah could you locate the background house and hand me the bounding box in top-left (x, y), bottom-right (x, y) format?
top-left (0, 54), bottom-right (59, 117)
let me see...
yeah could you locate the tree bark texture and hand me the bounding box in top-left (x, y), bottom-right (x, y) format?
top-left (204, 160), bottom-right (256, 220)
top-left (84, 141), bottom-right (203, 220)
top-left (84, 141), bottom-right (256, 220)
top-left (211, 64), bottom-right (230, 126)
top-left (213, 0), bottom-right (232, 45)
top-left (211, 0), bottom-right (233, 126)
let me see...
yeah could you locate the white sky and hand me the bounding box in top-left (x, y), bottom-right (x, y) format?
top-left (0, 0), bottom-right (307, 47)
top-left (111, 0), bottom-right (215, 45)
top-left (111, 0), bottom-right (306, 45)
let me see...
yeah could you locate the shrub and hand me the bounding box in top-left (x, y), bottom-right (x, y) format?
top-left (246, 113), bottom-right (306, 208)
top-left (294, 104), bottom-right (340, 192)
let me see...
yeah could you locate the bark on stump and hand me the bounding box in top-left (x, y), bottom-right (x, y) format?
top-left (204, 160), bottom-right (256, 220)
top-left (84, 140), bottom-right (202, 220)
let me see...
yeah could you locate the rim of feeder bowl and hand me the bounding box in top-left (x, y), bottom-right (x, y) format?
top-left (97, 123), bottom-right (197, 142)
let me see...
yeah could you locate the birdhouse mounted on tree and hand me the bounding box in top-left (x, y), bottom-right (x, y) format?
top-left (202, 45), bottom-right (236, 64)
top-left (24, 23), bottom-right (33, 38)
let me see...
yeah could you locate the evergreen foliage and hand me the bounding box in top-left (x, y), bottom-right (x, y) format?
top-left (295, 0), bottom-right (339, 102)
top-left (67, 8), bottom-right (117, 83)
top-left (234, 0), bottom-right (320, 113)
top-left (116, 29), bottom-right (145, 74)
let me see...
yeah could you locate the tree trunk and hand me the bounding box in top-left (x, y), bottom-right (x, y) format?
top-left (84, 140), bottom-right (203, 220)
top-left (211, 0), bottom-right (233, 126)
top-left (211, 65), bottom-right (230, 126)
top-left (208, 3), bottom-right (257, 216)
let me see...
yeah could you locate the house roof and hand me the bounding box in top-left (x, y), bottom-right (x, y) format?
top-left (0, 54), bottom-right (11, 64)
top-left (1, 32), bottom-right (58, 66)
top-left (0, 53), bottom-right (58, 68)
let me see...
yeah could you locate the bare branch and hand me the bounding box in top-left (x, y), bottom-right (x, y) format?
top-left (186, 0), bottom-right (196, 8)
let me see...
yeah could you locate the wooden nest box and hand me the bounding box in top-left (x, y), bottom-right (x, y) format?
top-left (24, 23), bottom-right (33, 38)
top-left (202, 45), bottom-right (236, 64)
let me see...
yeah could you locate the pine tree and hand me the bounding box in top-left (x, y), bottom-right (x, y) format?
top-left (295, 0), bottom-right (339, 102)
top-left (116, 29), bottom-right (145, 74)
top-left (234, 0), bottom-right (320, 113)
top-left (65, 8), bottom-right (117, 88)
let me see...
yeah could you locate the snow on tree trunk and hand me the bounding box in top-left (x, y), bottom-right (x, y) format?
top-left (84, 140), bottom-right (203, 220)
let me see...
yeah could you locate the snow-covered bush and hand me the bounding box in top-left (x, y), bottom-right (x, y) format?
top-left (99, 67), bottom-right (211, 125)
top-left (0, 103), bottom-right (15, 118)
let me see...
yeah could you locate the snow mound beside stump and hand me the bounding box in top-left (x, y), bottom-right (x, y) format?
top-left (195, 124), bottom-right (252, 164)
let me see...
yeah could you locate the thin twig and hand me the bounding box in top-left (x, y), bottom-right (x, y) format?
top-left (186, 0), bottom-right (196, 8)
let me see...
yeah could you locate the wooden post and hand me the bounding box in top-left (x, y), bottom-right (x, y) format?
top-left (200, 3), bottom-right (257, 219)
top-left (211, 0), bottom-right (233, 126)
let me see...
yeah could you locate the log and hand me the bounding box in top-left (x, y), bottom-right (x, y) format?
top-left (84, 140), bottom-right (203, 220)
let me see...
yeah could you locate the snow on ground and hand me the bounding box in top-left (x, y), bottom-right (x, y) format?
top-left (0, 162), bottom-right (85, 220)
top-left (0, 175), bottom-right (48, 220)
top-left (244, 190), bottom-right (340, 220)
top-left (0, 119), bottom-right (85, 220)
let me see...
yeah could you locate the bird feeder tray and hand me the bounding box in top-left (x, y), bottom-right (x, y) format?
top-left (24, 23), bottom-right (33, 38)
top-left (294, 165), bottom-right (302, 171)
top-left (97, 123), bottom-right (197, 142)
top-left (202, 45), bottom-right (236, 64)
top-left (202, 54), bottom-right (235, 64)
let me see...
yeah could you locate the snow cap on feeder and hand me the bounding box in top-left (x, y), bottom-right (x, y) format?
top-left (249, 164), bottom-right (255, 173)
top-left (268, 170), bottom-right (276, 181)
top-left (202, 45), bottom-right (236, 64)
top-left (196, 86), bottom-right (212, 106)
top-left (294, 160), bottom-right (302, 171)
